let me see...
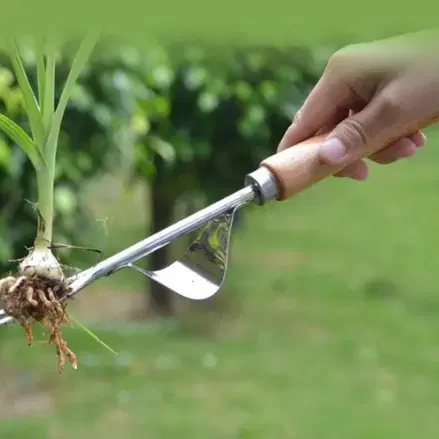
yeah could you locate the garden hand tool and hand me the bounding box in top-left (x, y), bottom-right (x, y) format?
top-left (0, 130), bottom-right (419, 326)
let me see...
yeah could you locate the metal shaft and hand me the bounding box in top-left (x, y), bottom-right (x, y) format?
top-left (0, 166), bottom-right (279, 326)
top-left (67, 167), bottom-right (278, 296)
top-left (66, 185), bottom-right (257, 296)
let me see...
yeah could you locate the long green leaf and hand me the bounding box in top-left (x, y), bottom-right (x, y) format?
top-left (45, 30), bottom-right (100, 166)
top-left (36, 39), bottom-right (46, 109)
top-left (42, 42), bottom-right (56, 134)
top-left (0, 113), bottom-right (46, 170)
top-left (7, 39), bottom-right (45, 149)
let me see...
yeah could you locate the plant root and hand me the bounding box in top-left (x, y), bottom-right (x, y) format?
top-left (0, 275), bottom-right (76, 373)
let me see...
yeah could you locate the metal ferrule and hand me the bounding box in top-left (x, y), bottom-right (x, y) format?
top-left (244, 166), bottom-right (279, 205)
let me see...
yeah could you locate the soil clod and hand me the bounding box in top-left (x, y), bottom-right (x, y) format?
top-left (0, 275), bottom-right (76, 373)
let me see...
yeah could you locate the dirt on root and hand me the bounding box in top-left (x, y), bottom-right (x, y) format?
top-left (0, 275), bottom-right (76, 373)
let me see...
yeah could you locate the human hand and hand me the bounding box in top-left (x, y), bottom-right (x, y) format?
top-left (278, 30), bottom-right (439, 180)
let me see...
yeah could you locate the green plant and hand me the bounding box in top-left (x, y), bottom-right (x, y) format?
top-left (0, 43), bottom-right (138, 277)
top-left (0, 32), bottom-right (100, 373)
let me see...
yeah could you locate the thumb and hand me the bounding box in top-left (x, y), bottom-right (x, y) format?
top-left (318, 93), bottom-right (401, 165)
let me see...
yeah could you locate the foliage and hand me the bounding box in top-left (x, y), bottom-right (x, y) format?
top-left (88, 42), bottom-right (332, 200)
top-left (131, 43), bottom-right (332, 202)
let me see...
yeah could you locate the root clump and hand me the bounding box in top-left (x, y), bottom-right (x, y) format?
top-left (0, 274), bottom-right (76, 373)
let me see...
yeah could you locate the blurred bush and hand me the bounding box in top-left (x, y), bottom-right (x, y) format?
top-left (0, 39), bottom-right (333, 314)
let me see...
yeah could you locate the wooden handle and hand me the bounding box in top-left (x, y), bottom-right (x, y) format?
top-left (260, 132), bottom-right (402, 201)
top-left (260, 109), bottom-right (439, 200)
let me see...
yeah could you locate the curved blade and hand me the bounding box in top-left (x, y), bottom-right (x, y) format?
top-left (127, 206), bottom-right (239, 300)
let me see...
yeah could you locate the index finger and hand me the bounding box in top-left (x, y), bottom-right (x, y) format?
top-left (277, 73), bottom-right (354, 152)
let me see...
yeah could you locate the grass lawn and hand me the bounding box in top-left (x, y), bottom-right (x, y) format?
top-left (2, 127), bottom-right (439, 438)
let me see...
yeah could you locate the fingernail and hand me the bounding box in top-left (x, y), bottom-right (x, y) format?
top-left (411, 131), bottom-right (427, 147)
top-left (319, 138), bottom-right (347, 164)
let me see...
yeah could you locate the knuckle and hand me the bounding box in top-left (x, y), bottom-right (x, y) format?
top-left (326, 53), bottom-right (342, 72)
top-left (376, 94), bottom-right (405, 124)
top-left (326, 44), bottom-right (356, 71)
top-left (339, 118), bottom-right (369, 146)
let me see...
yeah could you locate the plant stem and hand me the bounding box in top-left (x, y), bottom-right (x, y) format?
top-left (34, 162), bottom-right (55, 249)
top-left (34, 33), bottom-right (99, 249)
top-left (33, 40), bottom-right (57, 250)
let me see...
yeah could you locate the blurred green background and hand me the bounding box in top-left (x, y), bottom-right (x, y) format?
top-left (1, 37), bottom-right (439, 439)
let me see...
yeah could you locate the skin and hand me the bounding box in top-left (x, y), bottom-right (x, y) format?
top-left (277, 30), bottom-right (439, 180)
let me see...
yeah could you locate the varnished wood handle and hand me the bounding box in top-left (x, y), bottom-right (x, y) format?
top-left (260, 134), bottom-right (340, 200)
top-left (260, 131), bottom-right (411, 201)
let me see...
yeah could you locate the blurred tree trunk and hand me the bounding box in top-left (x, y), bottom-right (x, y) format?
top-left (148, 183), bottom-right (174, 316)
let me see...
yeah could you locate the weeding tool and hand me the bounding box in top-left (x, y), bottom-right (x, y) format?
top-left (0, 131), bottom-right (421, 326)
